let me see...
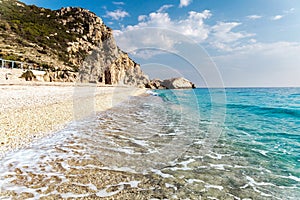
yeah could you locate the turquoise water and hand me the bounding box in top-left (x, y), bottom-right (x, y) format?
top-left (156, 88), bottom-right (300, 199)
top-left (0, 88), bottom-right (299, 199)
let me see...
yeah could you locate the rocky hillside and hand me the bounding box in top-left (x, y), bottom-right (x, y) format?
top-left (0, 0), bottom-right (149, 86)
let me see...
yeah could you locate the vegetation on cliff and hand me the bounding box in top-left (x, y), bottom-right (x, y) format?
top-left (0, 0), bottom-right (149, 86)
top-left (0, 0), bottom-right (78, 69)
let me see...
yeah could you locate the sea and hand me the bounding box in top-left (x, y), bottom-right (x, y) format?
top-left (0, 88), bottom-right (299, 199)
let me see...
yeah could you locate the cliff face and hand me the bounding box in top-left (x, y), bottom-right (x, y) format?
top-left (57, 7), bottom-right (149, 87)
top-left (0, 0), bottom-right (149, 86)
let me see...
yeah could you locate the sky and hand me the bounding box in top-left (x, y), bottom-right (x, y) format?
top-left (20, 0), bottom-right (300, 87)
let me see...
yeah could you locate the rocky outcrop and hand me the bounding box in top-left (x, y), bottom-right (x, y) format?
top-left (56, 7), bottom-right (113, 68)
top-left (146, 79), bottom-right (167, 89)
top-left (147, 77), bottom-right (196, 89)
top-left (0, 1), bottom-right (149, 87)
top-left (56, 7), bottom-right (150, 86)
top-left (79, 36), bottom-right (149, 87)
top-left (43, 70), bottom-right (77, 82)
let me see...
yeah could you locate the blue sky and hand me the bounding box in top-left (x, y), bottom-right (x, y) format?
top-left (21, 0), bottom-right (300, 87)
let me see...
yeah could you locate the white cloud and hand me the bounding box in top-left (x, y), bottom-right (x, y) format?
top-left (112, 1), bottom-right (125, 5)
top-left (209, 22), bottom-right (255, 51)
top-left (179, 0), bottom-right (192, 8)
top-left (138, 15), bottom-right (147, 22)
top-left (178, 10), bottom-right (212, 39)
top-left (212, 22), bottom-right (254, 43)
top-left (247, 15), bottom-right (262, 20)
top-left (114, 9), bottom-right (212, 55)
top-left (114, 8), bottom-right (257, 58)
top-left (113, 6), bottom-right (300, 87)
top-left (157, 4), bottom-right (173, 13)
top-left (105, 9), bottom-right (129, 20)
top-left (271, 15), bottom-right (283, 20)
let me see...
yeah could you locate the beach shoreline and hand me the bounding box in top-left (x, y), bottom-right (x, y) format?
top-left (0, 81), bottom-right (146, 158)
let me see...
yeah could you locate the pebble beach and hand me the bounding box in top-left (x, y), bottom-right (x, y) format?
top-left (0, 79), bottom-right (146, 158)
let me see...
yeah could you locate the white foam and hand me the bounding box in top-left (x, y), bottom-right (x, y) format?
top-left (205, 184), bottom-right (224, 191)
top-left (209, 164), bottom-right (232, 170)
top-left (131, 138), bottom-right (149, 147)
top-left (61, 192), bottom-right (90, 198)
top-left (61, 161), bottom-right (71, 171)
top-left (96, 186), bottom-right (124, 198)
top-left (240, 184), bottom-right (249, 189)
top-left (246, 176), bottom-right (275, 186)
top-left (168, 158), bottom-right (195, 171)
top-left (226, 192), bottom-right (241, 200)
top-left (146, 90), bottom-right (158, 96)
top-left (193, 140), bottom-right (205, 145)
top-left (186, 179), bottom-right (205, 184)
top-left (151, 169), bottom-right (173, 178)
top-left (96, 181), bottom-right (140, 197)
top-left (288, 174), bottom-right (300, 182)
top-left (207, 197), bottom-right (219, 200)
top-left (246, 176), bottom-right (274, 197)
top-left (206, 152), bottom-right (226, 160)
top-left (165, 183), bottom-right (177, 191)
top-left (251, 149), bottom-right (268, 156)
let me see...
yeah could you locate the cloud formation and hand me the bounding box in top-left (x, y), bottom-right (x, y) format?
top-left (117, 9), bottom-right (211, 40)
top-left (271, 15), bottom-right (283, 20)
top-left (247, 15), bottom-right (262, 20)
top-left (179, 0), bottom-right (192, 8)
top-left (114, 8), bottom-right (212, 58)
top-left (106, 9), bottom-right (129, 20)
top-left (210, 22), bottom-right (255, 51)
top-left (114, 6), bottom-right (255, 56)
top-left (112, 3), bottom-right (300, 87)
top-left (157, 4), bottom-right (173, 13)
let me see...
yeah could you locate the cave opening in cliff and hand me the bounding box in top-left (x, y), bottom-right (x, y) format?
top-left (105, 70), bottom-right (112, 84)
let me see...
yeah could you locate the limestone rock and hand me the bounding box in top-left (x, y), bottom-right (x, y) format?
top-left (78, 34), bottom-right (149, 87)
top-left (43, 70), bottom-right (77, 82)
top-left (162, 77), bottom-right (196, 89)
top-left (147, 77), bottom-right (196, 89)
top-left (146, 79), bottom-right (166, 89)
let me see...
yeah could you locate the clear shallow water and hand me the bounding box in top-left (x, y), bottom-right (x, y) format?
top-left (0, 88), bottom-right (299, 199)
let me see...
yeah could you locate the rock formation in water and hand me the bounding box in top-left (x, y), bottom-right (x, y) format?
top-left (147, 77), bottom-right (196, 89)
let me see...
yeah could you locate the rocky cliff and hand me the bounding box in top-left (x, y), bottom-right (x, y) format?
top-left (0, 0), bottom-right (149, 86)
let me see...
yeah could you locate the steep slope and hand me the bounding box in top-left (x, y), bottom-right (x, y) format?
top-left (0, 0), bottom-right (149, 86)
